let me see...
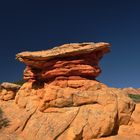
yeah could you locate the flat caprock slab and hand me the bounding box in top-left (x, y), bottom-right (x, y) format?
top-left (16, 42), bottom-right (110, 62)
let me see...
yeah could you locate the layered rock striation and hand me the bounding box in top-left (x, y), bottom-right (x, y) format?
top-left (0, 42), bottom-right (140, 140)
top-left (122, 87), bottom-right (140, 95)
top-left (16, 42), bottom-right (110, 82)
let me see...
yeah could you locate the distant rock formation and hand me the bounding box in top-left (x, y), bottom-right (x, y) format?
top-left (122, 87), bottom-right (140, 95)
top-left (0, 42), bottom-right (140, 140)
top-left (0, 82), bottom-right (21, 101)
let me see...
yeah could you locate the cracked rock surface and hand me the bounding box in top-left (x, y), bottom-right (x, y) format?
top-left (0, 80), bottom-right (139, 140)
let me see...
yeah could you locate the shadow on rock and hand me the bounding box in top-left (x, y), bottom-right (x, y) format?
top-left (0, 108), bottom-right (9, 129)
top-left (32, 81), bottom-right (44, 89)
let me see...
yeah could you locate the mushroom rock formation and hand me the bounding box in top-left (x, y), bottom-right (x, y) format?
top-left (0, 42), bottom-right (140, 140)
top-left (16, 42), bottom-right (110, 82)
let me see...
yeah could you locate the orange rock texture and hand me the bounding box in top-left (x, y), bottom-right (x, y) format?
top-left (0, 42), bottom-right (140, 140)
top-left (16, 42), bottom-right (110, 81)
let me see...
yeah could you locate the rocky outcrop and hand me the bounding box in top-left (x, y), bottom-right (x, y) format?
top-left (13, 80), bottom-right (136, 140)
top-left (0, 82), bottom-right (21, 101)
top-left (122, 87), bottom-right (140, 95)
top-left (16, 42), bottom-right (110, 81)
top-left (0, 42), bottom-right (140, 140)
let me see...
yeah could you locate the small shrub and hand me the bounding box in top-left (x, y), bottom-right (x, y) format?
top-left (128, 94), bottom-right (140, 103)
top-left (0, 108), bottom-right (9, 129)
top-left (13, 79), bottom-right (25, 86)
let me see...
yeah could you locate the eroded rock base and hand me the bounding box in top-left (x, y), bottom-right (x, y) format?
top-left (0, 80), bottom-right (139, 140)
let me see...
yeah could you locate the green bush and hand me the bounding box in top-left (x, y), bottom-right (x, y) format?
top-left (128, 94), bottom-right (140, 103)
top-left (13, 79), bottom-right (25, 86)
top-left (0, 108), bottom-right (9, 129)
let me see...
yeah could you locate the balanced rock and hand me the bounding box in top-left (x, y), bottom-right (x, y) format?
top-left (16, 42), bottom-right (110, 81)
top-left (0, 42), bottom-right (140, 140)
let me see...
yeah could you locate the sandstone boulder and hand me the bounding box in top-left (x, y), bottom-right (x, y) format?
top-left (16, 42), bottom-right (110, 61)
top-left (0, 82), bottom-right (21, 101)
top-left (0, 80), bottom-right (137, 140)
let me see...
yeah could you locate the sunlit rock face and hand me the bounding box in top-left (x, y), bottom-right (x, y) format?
top-left (0, 42), bottom-right (140, 140)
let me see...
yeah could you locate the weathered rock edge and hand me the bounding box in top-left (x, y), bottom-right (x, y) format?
top-left (16, 42), bottom-right (110, 61)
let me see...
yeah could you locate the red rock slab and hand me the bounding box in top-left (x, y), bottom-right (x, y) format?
top-left (16, 42), bottom-right (110, 62)
top-left (23, 53), bottom-right (101, 81)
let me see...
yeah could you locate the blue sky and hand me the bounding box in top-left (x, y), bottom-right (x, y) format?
top-left (0, 0), bottom-right (140, 88)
